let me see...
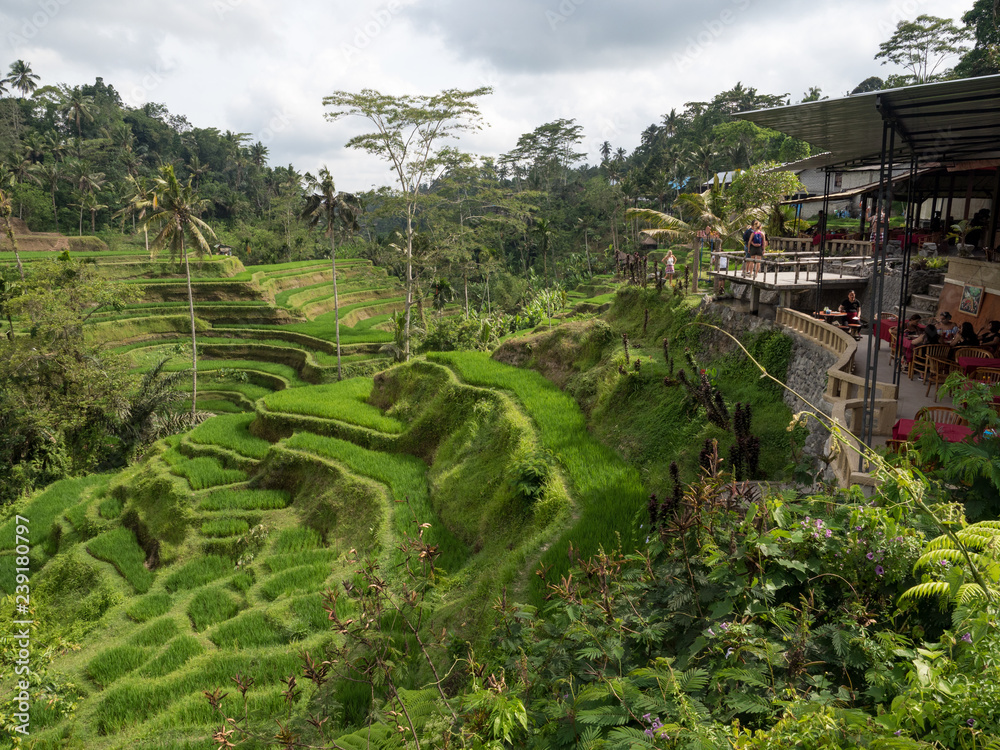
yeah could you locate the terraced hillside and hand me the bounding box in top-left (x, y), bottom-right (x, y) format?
top-left (2, 247), bottom-right (409, 410)
top-left (0, 350), bottom-right (652, 747)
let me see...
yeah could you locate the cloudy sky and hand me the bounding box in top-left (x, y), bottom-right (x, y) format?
top-left (3, 0), bottom-right (975, 192)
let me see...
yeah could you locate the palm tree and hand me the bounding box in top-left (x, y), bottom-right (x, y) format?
top-left (28, 160), bottom-right (61, 228)
top-left (302, 167), bottom-right (359, 381)
top-left (60, 87), bottom-right (95, 137)
top-left (7, 60), bottom-right (40, 98)
top-left (115, 175), bottom-right (154, 257)
top-left (65, 159), bottom-right (105, 234)
top-left (142, 165), bottom-right (217, 422)
top-left (627, 186), bottom-right (765, 290)
top-left (532, 217), bottom-right (555, 283)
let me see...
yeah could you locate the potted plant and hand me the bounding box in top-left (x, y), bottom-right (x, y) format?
top-left (947, 219), bottom-right (974, 257)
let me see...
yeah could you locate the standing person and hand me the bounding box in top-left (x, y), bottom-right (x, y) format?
top-left (742, 222), bottom-right (753, 277)
top-left (663, 250), bottom-right (676, 282)
top-left (747, 220), bottom-right (767, 278)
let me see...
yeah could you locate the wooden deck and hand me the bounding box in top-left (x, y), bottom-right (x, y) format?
top-left (709, 252), bottom-right (869, 312)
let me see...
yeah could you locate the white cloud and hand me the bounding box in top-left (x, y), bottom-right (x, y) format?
top-left (3, 0), bottom-right (975, 191)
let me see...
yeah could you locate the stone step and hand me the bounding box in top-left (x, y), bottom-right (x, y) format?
top-left (927, 283), bottom-right (944, 298)
top-left (908, 293), bottom-right (939, 313)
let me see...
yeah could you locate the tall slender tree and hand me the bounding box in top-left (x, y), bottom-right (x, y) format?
top-left (142, 165), bottom-right (217, 422)
top-left (323, 86), bottom-right (492, 360)
top-left (302, 167), bottom-right (359, 381)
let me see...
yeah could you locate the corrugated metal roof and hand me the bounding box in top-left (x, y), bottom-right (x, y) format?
top-left (735, 75), bottom-right (1000, 167)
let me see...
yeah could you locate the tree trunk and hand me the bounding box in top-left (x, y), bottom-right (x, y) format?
top-left (183, 235), bottom-right (198, 423)
top-left (78, 204), bottom-right (83, 236)
top-left (404, 207), bottom-right (414, 361)
top-left (331, 231), bottom-right (342, 381)
top-left (1, 207), bottom-right (25, 282)
top-left (463, 269), bottom-right (469, 319)
top-left (584, 231), bottom-right (592, 279)
top-left (144, 224), bottom-right (150, 260)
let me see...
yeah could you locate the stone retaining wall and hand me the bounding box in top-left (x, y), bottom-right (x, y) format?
top-left (701, 302), bottom-right (837, 462)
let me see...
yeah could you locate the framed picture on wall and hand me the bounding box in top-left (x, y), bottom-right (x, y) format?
top-left (959, 284), bottom-right (984, 317)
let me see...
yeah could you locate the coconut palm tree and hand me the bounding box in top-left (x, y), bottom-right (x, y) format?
top-left (60, 87), bottom-right (95, 137)
top-left (7, 60), bottom-right (40, 98)
top-left (627, 185), bottom-right (765, 290)
top-left (28, 160), bottom-right (61, 228)
top-left (115, 175), bottom-right (154, 257)
top-left (301, 167), bottom-right (360, 381)
top-left (142, 165), bottom-right (217, 422)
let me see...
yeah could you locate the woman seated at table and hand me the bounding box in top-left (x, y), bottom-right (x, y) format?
top-left (950, 321), bottom-right (980, 350)
top-left (933, 311), bottom-right (959, 342)
top-left (978, 320), bottom-right (1000, 351)
top-left (900, 314), bottom-right (922, 338)
top-left (910, 323), bottom-right (940, 347)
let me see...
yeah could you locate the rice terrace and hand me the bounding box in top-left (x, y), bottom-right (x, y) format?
top-left (5, 4), bottom-right (1000, 748)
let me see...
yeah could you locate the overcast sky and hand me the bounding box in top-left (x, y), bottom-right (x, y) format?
top-left (2, 0), bottom-right (975, 192)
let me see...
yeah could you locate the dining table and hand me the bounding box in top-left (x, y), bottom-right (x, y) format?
top-left (892, 419), bottom-right (972, 443)
top-left (957, 356), bottom-right (1000, 374)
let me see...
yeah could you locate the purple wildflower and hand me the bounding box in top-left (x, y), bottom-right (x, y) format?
top-left (962, 632), bottom-right (973, 643)
top-left (968, 718), bottom-right (975, 727)
top-left (875, 565), bottom-right (885, 576)
top-left (867, 552), bottom-right (875, 560)
top-left (707, 628), bottom-right (715, 636)
top-left (856, 525), bottom-right (863, 531)
top-left (825, 529), bottom-right (832, 538)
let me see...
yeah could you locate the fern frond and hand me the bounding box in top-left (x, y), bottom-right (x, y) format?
top-left (956, 583), bottom-right (991, 605)
top-left (899, 581), bottom-right (950, 605)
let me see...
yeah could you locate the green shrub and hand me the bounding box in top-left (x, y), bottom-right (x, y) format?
top-left (186, 413), bottom-right (272, 459)
top-left (126, 592), bottom-right (172, 622)
top-left (187, 586), bottom-right (243, 631)
top-left (129, 616), bottom-right (179, 647)
top-left (262, 379), bottom-right (404, 433)
top-left (271, 527), bottom-right (322, 553)
top-left (259, 563), bottom-right (331, 602)
top-left (139, 635), bottom-right (204, 679)
top-left (99, 496), bottom-right (124, 520)
top-left (200, 518), bottom-right (250, 537)
top-left (200, 489), bottom-right (289, 511)
top-left (208, 611), bottom-right (289, 648)
top-left (169, 456), bottom-right (247, 490)
top-left (86, 645), bottom-right (149, 687)
top-left (228, 570), bottom-right (255, 593)
top-left (265, 548), bottom-right (336, 574)
top-left (87, 528), bottom-right (154, 593)
top-left (163, 555), bottom-right (232, 592)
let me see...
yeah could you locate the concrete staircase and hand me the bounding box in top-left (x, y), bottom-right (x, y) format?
top-left (907, 281), bottom-right (943, 315)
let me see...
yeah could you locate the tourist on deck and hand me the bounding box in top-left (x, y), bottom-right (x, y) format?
top-left (741, 223), bottom-right (753, 277)
top-left (746, 220), bottom-right (767, 279)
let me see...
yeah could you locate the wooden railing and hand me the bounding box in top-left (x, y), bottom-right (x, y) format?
top-left (710, 251), bottom-right (869, 285)
top-left (775, 308), bottom-right (898, 489)
top-left (769, 236), bottom-right (873, 257)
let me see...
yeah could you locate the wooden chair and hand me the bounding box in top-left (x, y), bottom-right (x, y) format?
top-left (915, 406), bottom-right (968, 426)
top-left (955, 347), bottom-right (994, 359)
top-left (924, 356), bottom-right (956, 401)
top-left (972, 367), bottom-right (1000, 386)
top-left (909, 344), bottom-right (950, 381)
top-left (885, 438), bottom-right (909, 454)
top-left (889, 327), bottom-right (899, 364)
